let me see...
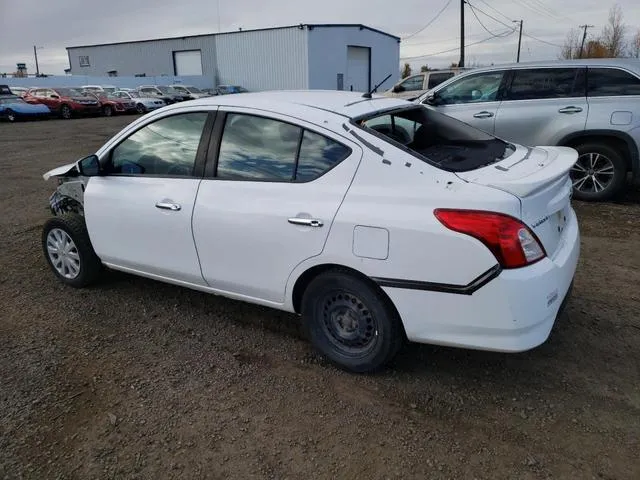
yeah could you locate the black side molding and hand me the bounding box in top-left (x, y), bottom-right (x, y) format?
top-left (372, 264), bottom-right (502, 295)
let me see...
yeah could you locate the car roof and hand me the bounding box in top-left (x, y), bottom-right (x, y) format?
top-left (461, 58), bottom-right (640, 73)
top-left (167, 90), bottom-right (411, 119)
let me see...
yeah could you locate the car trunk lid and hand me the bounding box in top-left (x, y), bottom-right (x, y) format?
top-left (456, 145), bottom-right (577, 257)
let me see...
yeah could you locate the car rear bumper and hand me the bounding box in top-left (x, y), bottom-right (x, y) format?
top-left (383, 207), bottom-right (580, 352)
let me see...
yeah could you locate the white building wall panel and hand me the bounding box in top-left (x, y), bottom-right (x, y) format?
top-left (67, 36), bottom-right (217, 81)
top-left (307, 26), bottom-right (399, 92)
top-left (214, 27), bottom-right (308, 91)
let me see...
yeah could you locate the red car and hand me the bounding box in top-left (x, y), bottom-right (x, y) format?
top-left (24, 87), bottom-right (102, 119)
top-left (84, 92), bottom-right (136, 116)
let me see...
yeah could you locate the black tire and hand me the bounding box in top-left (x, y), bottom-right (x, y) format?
top-left (103, 105), bottom-right (113, 117)
top-left (135, 103), bottom-right (146, 114)
top-left (60, 104), bottom-right (72, 120)
top-left (6, 109), bottom-right (16, 122)
top-left (42, 214), bottom-right (102, 288)
top-left (301, 270), bottom-right (404, 373)
top-left (570, 142), bottom-right (627, 202)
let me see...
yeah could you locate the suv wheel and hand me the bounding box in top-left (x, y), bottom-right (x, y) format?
top-left (570, 143), bottom-right (627, 202)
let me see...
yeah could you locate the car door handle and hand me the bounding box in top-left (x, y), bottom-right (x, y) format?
top-left (288, 217), bottom-right (324, 227)
top-left (473, 111), bottom-right (494, 118)
top-left (155, 202), bottom-right (181, 211)
top-left (558, 106), bottom-right (583, 114)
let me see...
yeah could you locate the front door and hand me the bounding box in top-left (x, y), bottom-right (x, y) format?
top-left (494, 67), bottom-right (588, 146)
top-left (192, 108), bottom-right (362, 304)
top-left (84, 110), bottom-right (212, 285)
top-left (425, 70), bottom-right (507, 134)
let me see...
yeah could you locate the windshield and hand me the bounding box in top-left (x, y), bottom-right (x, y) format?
top-left (186, 86), bottom-right (202, 93)
top-left (56, 88), bottom-right (83, 97)
top-left (0, 97), bottom-right (25, 104)
top-left (356, 106), bottom-right (514, 172)
top-left (102, 87), bottom-right (117, 93)
top-left (127, 91), bottom-right (140, 98)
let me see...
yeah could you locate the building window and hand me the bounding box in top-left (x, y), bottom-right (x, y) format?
top-left (79, 56), bottom-right (90, 67)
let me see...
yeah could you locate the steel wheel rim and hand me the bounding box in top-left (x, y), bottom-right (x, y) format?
top-left (46, 228), bottom-right (81, 279)
top-left (570, 152), bottom-right (615, 194)
top-left (320, 291), bottom-right (378, 356)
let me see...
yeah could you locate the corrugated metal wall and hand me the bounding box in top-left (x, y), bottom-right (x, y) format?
top-left (67, 36), bottom-right (217, 81)
top-left (214, 27), bottom-right (308, 90)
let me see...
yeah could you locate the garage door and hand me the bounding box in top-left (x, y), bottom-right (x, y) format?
top-left (346, 46), bottom-right (370, 93)
top-left (173, 50), bottom-right (203, 76)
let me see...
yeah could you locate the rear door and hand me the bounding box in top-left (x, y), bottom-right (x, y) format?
top-left (192, 108), bottom-right (362, 303)
top-left (494, 67), bottom-right (588, 147)
top-left (425, 70), bottom-right (507, 134)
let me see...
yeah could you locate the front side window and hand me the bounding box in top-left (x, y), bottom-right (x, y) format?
top-left (587, 68), bottom-right (640, 96)
top-left (109, 113), bottom-right (208, 176)
top-left (432, 71), bottom-right (505, 105)
top-left (398, 75), bottom-right (425, 92)
top-left (505, 68), bottom-right (585, 100)
top-left (216, 113), bottom-right (352, 182)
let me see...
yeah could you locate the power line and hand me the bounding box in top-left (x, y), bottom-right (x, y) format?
top-left (400, 31), bottom-right (513, 60)
top-left (521, 32), bottom-right (563, 48)
top-left (474, 0), bottom-right (514, 24)
top-left (467, 2), bottom-right (515, 38)
top-left (402, 30), bottom-right (509, 47)
top-left (402, 0), bottom-right (453, 40)
top-left (510, 0), bottom-right (560, 21)
top-left (466, 2), bottom-right (517, 31)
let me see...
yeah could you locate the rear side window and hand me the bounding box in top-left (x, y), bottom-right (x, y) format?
top-left (587, 68), bottom-right (640, 96)
top-left (505, 68), bottom-right (585, 100)
top-left (427, 72), bottom-right (454, 89)
top-left (216, 113), bottom-right (351, 182)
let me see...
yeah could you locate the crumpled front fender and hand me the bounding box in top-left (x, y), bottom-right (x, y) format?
top-left (43, 162), bottom-right (79, 181)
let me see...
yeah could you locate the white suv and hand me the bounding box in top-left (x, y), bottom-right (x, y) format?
top-left (417, 59), bottom-right (640, 201)
top-left (41, 91), bottom-right (579, 373)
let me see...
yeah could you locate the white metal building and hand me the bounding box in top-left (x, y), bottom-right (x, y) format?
top-left (66, 24), bottom-right (400, 92)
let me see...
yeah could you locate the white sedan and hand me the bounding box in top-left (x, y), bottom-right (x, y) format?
top-left (111, 90), bottom-right (166, 113)
top-left (41, 91), bottom-right (579, 373)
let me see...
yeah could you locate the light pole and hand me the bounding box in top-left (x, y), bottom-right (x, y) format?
top-left (33, 46), bottom-right (43, 76)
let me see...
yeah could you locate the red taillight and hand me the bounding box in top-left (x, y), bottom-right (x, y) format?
top-left (434, 209), bottom-right (546, 269)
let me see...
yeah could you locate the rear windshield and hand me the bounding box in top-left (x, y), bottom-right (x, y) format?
top-left (355, 106), bottom-right (515, 172)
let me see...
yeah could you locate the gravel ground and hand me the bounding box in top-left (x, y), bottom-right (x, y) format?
top-left (1, 116), bottom-right (639, 480)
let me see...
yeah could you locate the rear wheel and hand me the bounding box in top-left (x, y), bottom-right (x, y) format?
top-left (301, 270), bottom-right (404, 373)
top-left (42, 214), bottom-right (102, 288)
top-left (136, 103), bottom-right (146, 114)
top-left (60, 104), bottom-right (72, 120)
top-left (6, 109), bottom-right (16, 122)
top-left (570, 143), bottom-right (627, 201)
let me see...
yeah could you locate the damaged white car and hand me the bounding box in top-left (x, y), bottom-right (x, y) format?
top-left (41, 91), bottom-right (579, 373)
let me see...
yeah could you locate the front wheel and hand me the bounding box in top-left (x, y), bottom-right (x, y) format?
top-left (60, 104), bottom-right (72, 119)
top-left (570, 143), bottom-right (627, 201)
top-left (103, 105), bottom-right (113, 117)
top-left (135, 103), bottom-right (146, 114)
top-left (42, 214), bottom-right (102, 288)
top-left (301, 270), bottom-right (404, 373)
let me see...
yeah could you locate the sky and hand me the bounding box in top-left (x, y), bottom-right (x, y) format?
top-left (1, 0), bottom-right (640, 76)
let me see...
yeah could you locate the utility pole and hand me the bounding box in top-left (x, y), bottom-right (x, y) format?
top-left (578, 24), bottom-right (594, 59)
top-left (514, 20), bottom-right (523, 63)
top-left (459, 0), bottom-right (465, 68)
top-left (33, 45), bottom-right (40, 77)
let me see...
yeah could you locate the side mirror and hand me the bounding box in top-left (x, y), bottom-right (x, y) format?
top-left (393, 84), bottom-right (404, 93)
top-left (77, 155), bottom-right (100, 177)
top-left (424, 92), bottom-right (437, 105)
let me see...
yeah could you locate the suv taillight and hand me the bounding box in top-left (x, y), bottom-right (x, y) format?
top-left (434, 209), bottom-right (546, 269)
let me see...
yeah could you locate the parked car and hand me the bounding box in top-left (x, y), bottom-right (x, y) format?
top-left (112, 90), bottom-right (166, 113)
top-left (24, 87), bottom-right (102, 119)
top-left (84, 92), bottom-right (136, 116)
top-left (0, 85), bottom-right (12, 95)
top-left (137, 85), bottom-right (188, 103)
top-left (416, 59), bottom-right (640, 201)
top-left (81, 85), bottom-right (118, 95)
top-left (215, 85), bottom-right (249, 95)
top-left (0, 95), bottom-right (51, 121)
top-left (8, 86), bottom-right (29, 97)
top-left (40, 91), bottom-right (579, 373)
top-left (170, 85), bottom-right (211, 99)
top-left (385, 69), bottom-right (469, 100)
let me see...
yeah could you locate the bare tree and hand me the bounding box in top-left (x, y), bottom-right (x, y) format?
top-left (401, 63), bottom-right (412, 79)
top-left (601, 3), bottom-right (626, 57)
top-left (631, 29), bottom-right (640, 58)
top-left (560, 28), bottom-right (582, 59)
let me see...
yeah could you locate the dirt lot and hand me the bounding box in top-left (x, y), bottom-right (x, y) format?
top-left (0, 116), bottom-right (639, 480)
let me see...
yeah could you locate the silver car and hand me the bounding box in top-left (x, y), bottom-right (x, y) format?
top-left (111, 90), bottom-right (166, 114)
top-left (416, 59), bottom-right (640, 201)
